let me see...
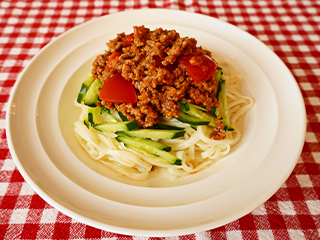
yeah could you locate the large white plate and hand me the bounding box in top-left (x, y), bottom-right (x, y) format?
top-left (6, 9), bottom-right (306, 236)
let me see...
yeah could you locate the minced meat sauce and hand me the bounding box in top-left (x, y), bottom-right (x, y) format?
top-left (91, 25), bottom-right (220, 129)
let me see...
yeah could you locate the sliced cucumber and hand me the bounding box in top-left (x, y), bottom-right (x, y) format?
top-left (116, 132), bottom-right (171, 152)
top-left (208, 106), bottom-right (218, 118)
top-left (119, 129), bottom-right (185, 139)
top-left (215, 66), bottom-right (222, 82)
top-left (88, 106), bottom-right (102, 127)
top-left (100, 106), bottom-right (119, 123)
top-left (208, 68), bottom-right (223, 117)
top-left (176, 111), bottom-right (210, 126)
top-left (125, 144), bottom-right (182, 165)
top-left (179, 102), bottom-right (216, 127)
top-left (115, 133), bottom-right (181, 165)
top-left (190, 125), bottom-right (197, 130)
top-left (215, 71), bottom-right (223, 101)
top-left (84, 115), bottom-right (89, 128)
top-left (147, 123), bottom-right (185, 131)
top-left (180, 100), bottom-right (207, 112)
top-left (220, 80), bottom-right (234, 131)
top-left (93, 121), bottom-right (139, 132)
top-left (84, 78), bottom-right (102, 107)
top-left (212, 66), bottom-right (234, 131)
top-left (77, 75), bottom-right (95, 103)
top-left (117, 110), bottom-right (128, 121)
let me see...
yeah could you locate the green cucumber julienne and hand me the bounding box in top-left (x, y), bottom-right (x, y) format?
top-left (147, 123), bottom-right (185, 131)
top-left (118, 128), bottom-right (186, 139)
top-left (115, 132), bottom-right (181, 165)
top-left (214, 67), bottom-right (222, 83)
top-left (100, 106), bottom-right (120, 123)
top-left (179, 101), bottom-right (216, 127)
top-left (83, 78), bottom-right (102, 107)
top-left (220, 80), bottom-right (234, 131)
top-left (93, 121), bottom-right (140, 132)
top-left (208, 67), bottom-right (223, 117)
top-left (77, 75), bottom-right (95, 103)
top-left (176, 111), bottom-right (210, 126)
top-left (180, 100), bottom-right (207, 112)
top-left (116, 132), bottom-right (171, 152)
top-left (87, 106), bottom-right (102, 127)
top-left (125, 144), bottom-right (182, 165)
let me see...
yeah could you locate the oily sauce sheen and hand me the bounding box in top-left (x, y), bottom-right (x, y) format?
top-left (91, 26), bottom-right (219, 128)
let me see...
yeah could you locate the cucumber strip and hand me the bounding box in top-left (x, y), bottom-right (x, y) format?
top-left (84, 78), bottom-right (102, 107)
top-left (118, 129), bottom-right (185, 139)
top-left (93, 121), bottom-right (140, 132)
top-left (215, 72), bottom-right (223, 101)
top-left (180, 100), bottom-right (207, 112)
top-left (190, 125), bottom-right (197, 130)
top-left (208, 107), bottom-right (217, 118)
top-left (220, 80), bottom-right (234, 131)
top-left (116, 132), bottom-right (171, 152)
top-left (101, 112), bottom-right (119, 123)
top-left (214, 67), bottom-right (222, 82)
top-left (115, 133), bottom-right (180, 165)
top-left (208, 67), bottom-right (224, 118)
top-left (176, 111), bottom-right (210, 126)
top-left (101, 105), bottom-right (122, 122)
top-left (117, 110), bottom-right (128, 121)
top-left (100, 105), bottom-right (110, 113)
top-left (77, 75), bottom-right (95, 103)
top-left (88, 106), bottom-right (102, 126)
top-left (147, 123), bottom-right (185, 130)
top-left (84, 115), bottom-right (89, 128)
top-left (98, 105), bottom-right (120, 122)
top-left (181, 102), bottom-right (216, 128)
top-left (109, 109), bottom-right (123, 122)
top-left (124, 144), bottom-right (181, 165)
top-left (125, 144), bottom-right (182, 166)
top-left (179, 101), bottom-right (189, 111)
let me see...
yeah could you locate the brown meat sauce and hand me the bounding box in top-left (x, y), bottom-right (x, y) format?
top-left (91, 26), bottom-right (220, 130)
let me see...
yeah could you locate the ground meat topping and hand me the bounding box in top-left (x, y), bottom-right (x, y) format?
top-left (209, 114), bottom-right (226, 140)
top-left (92, 26), bottom-right (219, 129)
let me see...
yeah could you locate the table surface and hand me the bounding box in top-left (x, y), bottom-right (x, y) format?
top-left (1, 0), bottom-right (319, 239)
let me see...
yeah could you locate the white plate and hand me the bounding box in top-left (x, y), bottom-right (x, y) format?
top-left (6, 9), bottom-right (306, 236)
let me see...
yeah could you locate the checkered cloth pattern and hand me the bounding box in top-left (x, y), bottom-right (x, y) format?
top-left (1, 0), bottom-right (319, 239)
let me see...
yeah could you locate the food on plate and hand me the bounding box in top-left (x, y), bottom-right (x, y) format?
top-left (74, 26), bottom-right (254, 180)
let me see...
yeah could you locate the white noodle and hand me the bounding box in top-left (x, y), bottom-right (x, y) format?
top-left (74, 61), bottom-right (254, 180)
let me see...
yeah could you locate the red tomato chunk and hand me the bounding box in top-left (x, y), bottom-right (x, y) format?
top-left (178, 53), bottom-right (218, 83)
top-left (99, 72), bottom-right (137, 103)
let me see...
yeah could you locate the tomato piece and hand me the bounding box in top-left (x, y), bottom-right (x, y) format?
top-left (178, 53), bottom-right (218, 83)
top-left (99, 72), bottom-right (137, 103)
top-left (153, 55), bottom-right (163, 68)
top-left (104, 51), bottom-right (121, 72)
top-left (123, 33), bottom-right (134, 47)
top-left (153, 55), bottom-right (177, 73)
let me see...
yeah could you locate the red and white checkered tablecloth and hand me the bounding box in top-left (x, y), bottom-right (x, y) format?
top-left (1, 0), bottom-right (319, 239)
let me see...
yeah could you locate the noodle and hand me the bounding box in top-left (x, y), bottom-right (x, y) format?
top-left (74, 60), bottom-right (254, 180)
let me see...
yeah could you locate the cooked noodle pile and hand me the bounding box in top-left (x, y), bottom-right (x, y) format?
top-left (74, 60), bottom-right (254, 180)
